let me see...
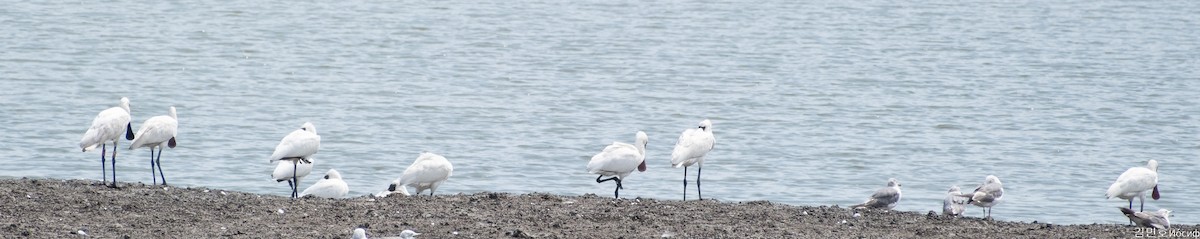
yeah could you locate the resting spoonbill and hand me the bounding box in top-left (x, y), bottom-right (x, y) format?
top-left (671, 119), bottom-right (715, 200)
top-left (299, 168), bottom-right (348, 198)
top-left (269, 122), bottom-right (320, 198)
top-left (129, 106), bottom-right (178, 185)
top-left (79, 97), bottom-right (134, 187)
top-left (386, 152), bottom-right (453, 196)
top-left (587, 131), bottom-right (648, 198)
top-left (272, 157), bottom-right (314, 197)
top-left (1106, 160), bottom-right (1160, 212)
top-left (958, 175), bottom-right (1004, 219)
top-left (851, 178), bottom-right (902, 210)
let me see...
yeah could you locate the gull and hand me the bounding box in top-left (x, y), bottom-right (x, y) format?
top-left (958, 175), bottom-right (1004, 219)
top-left (670, 119), bottom-right (715, 200)
top-left (1106, 160), bottom-right (1160, 212)
top-left (269, 122), bottom-right (320, 198)
top-left (387, 152), bottom-right (453, 196)
top-left (587, 131), bottom-right (648, 198)
top-left (129, 106), bottom-right (178, 185)
top-left (942, 185), bottom-right (967, 217)
top-left (352, 228), bottom-right (420, 239)
top-left (851, 178), bottom-right (902, 210)
top-left (299, 169), bottom-right (348, 198)
top-left (271, 157), bottom-right (314, 198)
top-left (79, 97), bottom-right (134, 187)
top-left (352, 228), bottom-right (368, 239)
top-left (1119, 207), bottom-right (1171, 229)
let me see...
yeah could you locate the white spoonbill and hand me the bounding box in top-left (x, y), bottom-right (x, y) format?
top-left (272, 156), bottom-right (314, 197)
top-left (386, 152), bottom-right (453, 196)
top-left (129, 106), bottom-right (178, 185)
top-left (851, 178), bottom-right (902, 210)
top-left (587, 131), bottom-right (648, 198)
top-left (1120, 207), bottom-right (1171, 229)
top-left (958, 175), bottom-right (1004, 219)
top-left (79, 97), bottom-right (134, 187)
top-left (943, 185), bottom-right (967, 217)
top-left (269, 122), bottom-right (320, 198)
top-left (1106, 160), bottom-right (1160, 212)
top-left (670, 119), bottom-right (715, 200)
top-left (299, 168), bottom-right (348, 198)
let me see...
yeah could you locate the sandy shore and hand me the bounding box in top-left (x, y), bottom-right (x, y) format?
top-left (0, 178), bottom-right (1188, 238)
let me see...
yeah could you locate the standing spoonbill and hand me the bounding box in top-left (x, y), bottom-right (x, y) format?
top-left (269, 122), bottom-right (320, 198)
top-left (587, 131), bottom-right (649, 198)
top-left (272, 156), bottom-right (314, 197)
top-left (129, 106), bottom-right (178, 185)
top-left (671, 119), bottom-right (715, 200)
top-left (300, 168), bottom-right (349, 198)
top-left (1106, 160), bottom-right (1160, 212)
top-left (79, 97), bottom-right (134, 187)
top-left (959, 175), bottom-right (1004, 219)
top-left (851, 178), bottom-right (902, 210)
top-left (386, 152), bottom-right (453, 196)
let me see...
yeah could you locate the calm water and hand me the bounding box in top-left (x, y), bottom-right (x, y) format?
top-left (1, 0), bottom-right (1197, 225)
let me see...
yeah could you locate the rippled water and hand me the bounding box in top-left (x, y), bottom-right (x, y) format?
top-left (1, 0), bottom-right (1197, 225)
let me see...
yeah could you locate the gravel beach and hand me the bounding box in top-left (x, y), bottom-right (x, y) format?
top-left (0, 178), bottom-right (1189, 238)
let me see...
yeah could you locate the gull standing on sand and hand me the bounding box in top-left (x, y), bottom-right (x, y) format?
top-left (851, 178), bottom-right (902, 210)
top-left (1106, 160), bottom-right (1160, 212)
top-left (587, 131), bottom-right (649, 198)
top-left (959, 175), bottom-right (1004, 219)
top-left (129, 106), bottom-right (178, 186)
top-left (386, 152), bottom-right (453, 196)
top-left (671, 119), bottom-right (715, 200)
top-left (79, 97), bottom-right (135, 187)
top-left (269, 122), bottom-right (320, 198)
top-left (350, 227), bottom-right (420, 239)
top-left (1119, 207), bottom-right (1171, 229)
top-left (300, 168), bottom-right (348, 198)
top-left (352, 228), bottom-right (368, 239)
top-left (943, 185), bottom-right (967, 217)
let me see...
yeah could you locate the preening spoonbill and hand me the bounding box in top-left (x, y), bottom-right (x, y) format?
top-left (587, 131), bottom-right (648, 198)
top-left (386, 152), bottom-right (453, 196)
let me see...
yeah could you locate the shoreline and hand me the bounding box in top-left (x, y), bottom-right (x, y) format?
top-left (0, 177), bottom-right (1187, 238)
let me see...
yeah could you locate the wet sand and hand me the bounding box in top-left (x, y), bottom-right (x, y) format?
top-left (0, 178), bottom-right (1187, 238)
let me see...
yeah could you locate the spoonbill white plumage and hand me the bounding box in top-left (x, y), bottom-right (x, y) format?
top-left (387, 152), bottom-right (453, 196)
top-left (269, 122), bottom-right (320, 198)
top-left (79, 97), bottom-right (134, 187)
top-left (1106, 160), bottom-right (1160, 212)
top-left (959, 175), bottom-right (1004, 219)
top-left (128, 106), bottom-right (178, 185)
top-left (299, 168), bottom-right (348, 198)
top-left (272, 157), bottom-right (314, 197)
top-left (943, 185), bottom-right (967, 217)
top-left (670, 119), bottom-right (715, 200)
top-left (587, 131), bottom-right (648, 198)
top-left (851, 178), bottom-right (902, 210)
top-left (1120, 207), bottom-right (1171, 229)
